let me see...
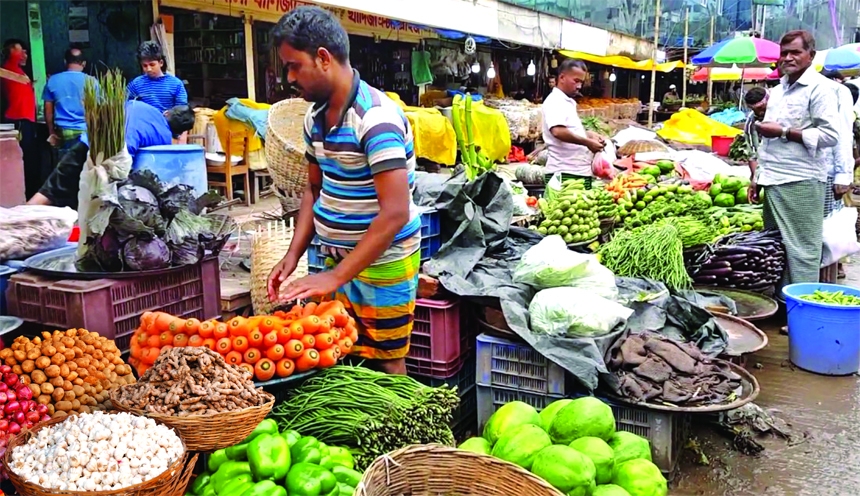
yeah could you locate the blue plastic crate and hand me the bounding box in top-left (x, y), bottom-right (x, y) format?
top-left (420, 209), bottom-right (440, 238)
top-left (0, 265), bottom-right (16, 316)
top-left (476, 333), bottom-right (567, 396)
top-left (421, 235), bottom-right (441, 262)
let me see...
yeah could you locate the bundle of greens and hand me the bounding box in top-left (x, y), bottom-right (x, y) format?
top-left (270, 365), bottom-right (460, 470)
top-left (598, 222), bottom-right (692, 290)
top-left (77, 170), bottom-right (234, 272)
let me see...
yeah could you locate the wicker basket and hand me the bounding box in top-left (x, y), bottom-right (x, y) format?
top-left (250, 219), bottom-right (309, 314)
top-left (266, 98), bottom-right (311, 200)
top-left (109, 387), bottom-right (275, 452)
top-left (4, 414), bottom-right (198, 496)
top-left (355, 444), bottom-right (564, 496)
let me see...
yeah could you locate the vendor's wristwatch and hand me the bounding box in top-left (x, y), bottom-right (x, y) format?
top-left (779, 126), bottom-right (789, 142)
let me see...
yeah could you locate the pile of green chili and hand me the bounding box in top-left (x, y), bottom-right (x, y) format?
top-left (599, 222), bottom-right (692, 290)
top-left (269, 365), bottom-right (459, 470)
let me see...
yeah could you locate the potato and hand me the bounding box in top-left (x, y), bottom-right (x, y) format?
top-left (46, 403), bottom-right (54, 415)
top-left (71, 399), bottom-right (81, 411)
top-left (52, 410), bottom-right (67, 418)
top-left (4, 357), bottom-right (15, 367)
top-left (92, 350), bottom-right (104, 360)
top-left (30, 370), bottom-right (46, 385)
top-left (50, 353), bottom-right (65, 366)
top-left (25, 348), bottom-right (40, 361)
top-left (28, 383), bottom-right (40, 397)
top-left (42, 345), bottom-right (56, 357)
top-left (59, 364), bottom-right (70, 378)
top-left (72, 385), bottom-right (85, 397)
top-left (52, 388), bottom-right (65, 402)
top-left (19, 375), bottom-right (30, 386)
top-left (73, 378), bottom-right (84, 386)
top-left (61, 337), bottom-right (74, 348)
top-left (0, 349), bottom-right (12, 360)
top-left (72, 347), bottom-right (84, 358)
top-left (11, 365), bottom-right (22, 376)
top-left (67, 361), bottom-right (78, 372)
top-left (63, 380), bottom-right (73, 391)
top-left (77, 368), bottom-right (89, 378)
top-left (35, 356), bottom-right (50, 370)
top-left (40, 382), bottom-right (54, 395)
top-left (45, 365), bottom-right (60, 378)
top-left (67, 371), bottom-right (78, 382)
top-left (37, 394), bottom-right (51, 405)
top-left (12, 350), bottom-right (25, 362)
top-left (63, 349), bottom-right (75, 361)
top-left (63, 390), bottom-right (76, 402)
top-left (20, 360), bottom-right (34, 374)
top-left (50, 376), bottom-right (64, 388)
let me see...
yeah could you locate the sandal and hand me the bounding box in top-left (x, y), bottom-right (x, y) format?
top-left (780, 326), bottom-right (788, 336)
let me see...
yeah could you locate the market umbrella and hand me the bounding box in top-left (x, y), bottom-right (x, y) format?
top-left (823, 46), bottom-right (860, 72)
top-left (692, 37), bottom-right (780, 67)
top-left (691, 65), bottom-right (773, 82)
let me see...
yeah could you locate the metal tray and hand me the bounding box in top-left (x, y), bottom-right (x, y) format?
top-left (255, 369), bottom-right (317, 389)
top-left (694, 286), bottom-right (779, 321)
top-left (605, 361), bottom-right (760, 414)
top-left (24, 245), bottom-right (213, 280)
top-left (713, 313), bottom-right (769, 357)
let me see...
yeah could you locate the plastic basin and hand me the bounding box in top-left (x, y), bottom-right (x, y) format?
top-left (133, 144), bottom-right (208, 196)
top-left (783, 283), bottom-right (860, 376)
top-left (711, 135), bottom-right (734, 157)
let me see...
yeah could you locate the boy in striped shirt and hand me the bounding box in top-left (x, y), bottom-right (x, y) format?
top-left (127, 41), bottom-right (187, 114)
top-left (267, 6), bottom-right (421, 375)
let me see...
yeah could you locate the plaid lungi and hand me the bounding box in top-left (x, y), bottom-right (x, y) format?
top-left (762, 180), bottom-right (825, 286)
top-left (824, 175), bottom-right (844, 218)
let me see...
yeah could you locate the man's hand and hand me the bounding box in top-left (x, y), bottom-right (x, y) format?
top-left (47, 134), bottom-right (60, 147)
top-left (267, 255), bottom-right (298, 302)
top-left (280, 272), bottom-right (344, 302)
top-left (586, 139), bottom-right (606, 154)
top-left (755, 122), bottom-right (784, 139)
top-left (834, 184), bottom-right (850, 198)
top-left (748, 181), bottom-right (759, 204)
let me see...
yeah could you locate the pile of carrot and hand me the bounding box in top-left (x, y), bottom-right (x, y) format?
top-left (128, 301), bottom-right (358, 382)
top-left (606, 172), bottom-right (651, 200)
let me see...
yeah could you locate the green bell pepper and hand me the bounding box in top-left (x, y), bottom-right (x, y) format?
top-left (190, 473), bottom-right (211, 495)
top-left (249, 433), bottom-right (291, 481)
top-left (243, 418), bottom-right (279, 444)
top-left (280, 429), bottom-right (302, 448)
top-left (211, 461), bottom-right (252, 494)
top-left (226, 442), bottom-right (250, 461)
top-left (337, 482), bottom-right (355, 496)
top-left (240, 480), bottom-right (288, 496)
top-left (208, 449), bottom-right (229, 472)
top-left (286, 463), bottom-right (338, 496)
top-left (201, 484), bottom-right (216, 496)
top-left (218, 476), bottom-right (253, 496)
top-left (291, 437), bottom-right (323, 465)
top-left (320, 447), bottom-right (354, 470)
top-left (331, 466), bottom-right (362, 487)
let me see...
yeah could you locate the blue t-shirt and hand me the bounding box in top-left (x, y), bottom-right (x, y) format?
top-left (127, 74), bottom-right (187, 112)
top-left (80, 100), bottom-right (174, 157)
top-left (42, 70), bottom-right (95, 130)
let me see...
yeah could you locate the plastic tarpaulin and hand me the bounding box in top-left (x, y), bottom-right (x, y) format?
top-left (559, 50), bottom-right (685, 73)
top-left (656, 108), bottom-right (743, 147)
top-left (387, 92), bottom-right (457, 166)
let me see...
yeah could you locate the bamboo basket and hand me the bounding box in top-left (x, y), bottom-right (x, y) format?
top-left (265, 98), bottom-right (311, 200)
top-left (355, 444), bottom-right (564, 496)
top-left (4, 414), bottom-right (198, 496)
top-left (250, 219), bottom-right (309, 315)
top-left (109, 387), bottom-right (275, 452)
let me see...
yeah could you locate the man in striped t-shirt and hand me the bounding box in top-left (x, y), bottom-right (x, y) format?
top-left (127, 41), bottom-right (187, 113)
top-left (267, 6), bottom-right (421, 374)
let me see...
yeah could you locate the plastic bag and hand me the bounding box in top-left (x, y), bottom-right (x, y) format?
top-left (513, 236), bottom-right (617, 298)
top-left (76, 147), bottom-right (133, 262)
top-left (529, 287), bottom-right (634, 338)
top-left (0, 205), bottom-right (77, 261)
top-left (505, 180), bottom-right (536, 216)
top-left (822, 207), bottom-right (860, 266)
top-left (592, 139), bottom-right (618, 180)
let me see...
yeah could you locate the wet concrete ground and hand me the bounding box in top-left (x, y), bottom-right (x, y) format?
top-left (672, 259), bottom-right (860, 495)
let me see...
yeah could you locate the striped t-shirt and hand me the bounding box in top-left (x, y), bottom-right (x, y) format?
top-left (127, 74), bottom-right (187, 112)
top-left (303, 70), bottom-right (421, 265)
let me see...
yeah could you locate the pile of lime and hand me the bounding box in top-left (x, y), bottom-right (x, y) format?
top-left (537, 182), bottom-right (601, 244)
top-left (590, 186), bottom-right (619, 221)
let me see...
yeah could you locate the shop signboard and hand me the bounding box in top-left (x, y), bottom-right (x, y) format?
top-left (606, 31), bottom-right (653, 60)
top-left (497, 2), bottom-right (563, 48)
top-left (560, 20), bottom-right (610, 56)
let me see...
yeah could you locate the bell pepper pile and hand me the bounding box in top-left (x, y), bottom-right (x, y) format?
top-left (189, 419), bottom-right (362, 496)
top-left (129, 301), bottom-right (359, 382)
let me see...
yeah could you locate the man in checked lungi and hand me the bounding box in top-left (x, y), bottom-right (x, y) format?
top-left (749, 30), bottom-right (840, 291)
top-left (266, 6), bottom-right (421, 375)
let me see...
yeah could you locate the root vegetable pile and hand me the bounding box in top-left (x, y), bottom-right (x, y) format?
top-left (115, 347), bottom-right (268, 416)
top-left (270, 365), bottom-right (459, 471)
top-left (9, 411), bottom-right (183, 492)
top-left (0, 329), bottom-right (135, 419)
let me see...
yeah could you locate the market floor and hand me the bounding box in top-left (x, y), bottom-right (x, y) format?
top-left (672, 259), bottom-right (860, 496)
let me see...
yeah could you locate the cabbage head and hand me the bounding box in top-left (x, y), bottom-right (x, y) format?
top-left (122, 236), bottom-right (171, 271)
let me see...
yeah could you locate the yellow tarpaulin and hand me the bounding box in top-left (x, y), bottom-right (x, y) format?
top-left (559, 50), bottom-right (685, 73)
top-left (451, 97), bottom-right (512, 164)
top-left (387, 92), bottom-right (457, 166)
top-left (656, 108), bottom-right (742, 146)
top-left (212, 99), bottom-right (269, 157)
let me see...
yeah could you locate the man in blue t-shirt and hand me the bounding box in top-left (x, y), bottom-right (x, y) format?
top-left (27, 100), bottom-right (195, 208)
top-left (43, 48), bottom-right (95, 153)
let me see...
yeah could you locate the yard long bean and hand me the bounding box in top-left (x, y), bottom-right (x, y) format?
top-left (599, 222), bottom-right (692, 290)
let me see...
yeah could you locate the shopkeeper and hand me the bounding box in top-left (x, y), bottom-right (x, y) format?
top-left (266, 6), bottom-right (421, 375)
top-left (27, 101), bottom-right (195, 208)
top-left (541, 59), bottom-right (605, 187)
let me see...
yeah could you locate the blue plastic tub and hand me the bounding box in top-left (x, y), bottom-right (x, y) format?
top-left (783, 283), bottom-right (860, 376)
top-left (133, 144), bottom-right (208, 196)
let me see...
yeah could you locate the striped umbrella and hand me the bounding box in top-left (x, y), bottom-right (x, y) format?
top-left (691, 65), bottom-right (773, 82)
top-left (692, 37), bottom-right (780, 67)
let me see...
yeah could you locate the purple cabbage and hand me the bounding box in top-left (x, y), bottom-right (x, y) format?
top-left (122, 237), bottom-right (171, 271)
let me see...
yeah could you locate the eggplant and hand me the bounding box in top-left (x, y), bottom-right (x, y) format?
top-left (716, 246), bottom-right (765, 257)
top-left (715, 253), bottom-right (747, 263)
top-left (694, 275), bottom-right (718, 283)
top-left (699, 261), bottom-right (732, 270)
top-left (697, 267), bottom-right (733, 277)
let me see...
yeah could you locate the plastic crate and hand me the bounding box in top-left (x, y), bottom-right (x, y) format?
top-left (420, 235), bottom-right (441, 262)
top-left (419, 208), bottom-right (440, 238)
top-left (476, 333), bottom-right (567, 396)
top-left (406, 298), bottom-right (472, 377)
top-left (5, 258), bottom-right (221, 352)
top-left (452, 385), bottom-right (478, 441)
top-left (412, 351), bottom-right (476, 392)
top-left (476, 383), bottom-right (565, 433)
top-left (0, 265), bottom-right (16, 316)
top-left (608, 400), bottom-right (690, 478)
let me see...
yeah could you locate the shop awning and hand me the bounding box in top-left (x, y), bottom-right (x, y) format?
top-left (558, 50), bottom-right (684, 73)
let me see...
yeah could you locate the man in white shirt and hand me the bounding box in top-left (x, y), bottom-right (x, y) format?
top-left (541, 59), bottom-right (605, 187)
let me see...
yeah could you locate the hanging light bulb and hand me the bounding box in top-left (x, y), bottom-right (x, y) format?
top-left (527, 60), bottom-right (536, 76)
top-left (609, 73), bottom-right (617, 82)
top-left (487, 62), bottom-right (496, 80)
top-left (471, 61), bottom-right (480, 73)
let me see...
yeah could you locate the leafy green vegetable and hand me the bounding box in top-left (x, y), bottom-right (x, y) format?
top-left (122, 236), bottom-right (171, 271)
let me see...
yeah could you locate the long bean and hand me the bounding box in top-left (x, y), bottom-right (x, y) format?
top-left (599, 223), bottom-right (692, 290)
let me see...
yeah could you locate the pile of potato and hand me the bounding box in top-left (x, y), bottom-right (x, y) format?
top-left (0, 329), bottom-right (136, 418)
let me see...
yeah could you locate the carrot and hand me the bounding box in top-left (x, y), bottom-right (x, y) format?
top-left (265, 344), bottom-right (285, 362)
top-left (318, 348), bottom-right (338, 368)
top-left (158, 344), bottom-right (174, 355)
top-left (243, 348), bottom-right (262, 365)
top-left (202, 338), bottom-right (217, 351)
top-left (248, 329), bottom-right (264, 348)
top-left (301, 302), bottom-right (318, 317)
top-left (184, 318), bottom-right (201, 335)
top-left (295, 349), bottom-right (320, 372)
top-left (276, 326), bottom-right (292, 345)
top-left (172, 333), bottom-right (189, 347)
top-left (300, 335), bottom-right (315, 350)
top-left (136, 332), bottom-right (150, 347)
top-left (198, 321), bottom-right (215, 339)
top-left (157, 332), bottom-right (172, 347)
top-left (213, 323), bottom-right (229, 340)
top-left (317, 317), bottom-right (332, 335)
top-left (224, 351), bottom-right (243, 365)
top-left (284, 340), bottom-right (304, 359)
top-left (296, 316), bottom-right (321, 335)
top-left (188, 335), bottom-right (204, 348)
top-left (255, 359), bottom-right (276, 382)
top-left (228, 317), bottom-right (250, 337)
top-left (239, 363), bottom-right (254, 376)
top-left (321, 308), bottom-right (350, 328)
top-left (314, 301), bottom-right (337, 315)
top-left (146, 334), bottom-right (161, 348)
top-left (141, 347), bottom-right (159, 365)
top-left (213, 337), bottom-right (231, 355)
top-left (314, 332), bottom-right (335, 350)
top-left (337, 338), bottom-right (353, 355)
top-left (168, 318), bottom-right (186, 335)
top-left (140, 311), bottom-right (155, 329)
top-left (289, 322), bottom-right (305, 340)
top-left (258, 317), bottom-right (277, 333)
top-left (275, 358), bottom-right (295, 378)
top-left (153, 312), bottom-right (174, 332)
top-left (130, 343), bottom-right (142, 359)
top-left (232, 336), bottom-right (249, 353)
top-left (263, 331), bottom-right (279, 349)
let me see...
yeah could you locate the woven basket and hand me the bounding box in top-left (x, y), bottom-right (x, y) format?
top-left (5, 414), bottom-right (198, 496)
top-left (266, 98), bottom-right (311, 199)
top-left (250, 219), bottom-right (309, 314)
top-left (109, 387), bottom-right (275, 452)
top-left (617, 139), bottom-right (668, 156)
top-left (355, 444), bottom-right (564, 496)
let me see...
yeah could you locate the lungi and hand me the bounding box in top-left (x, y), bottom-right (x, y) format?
top-left (762, 179), bottom-right (825, 286)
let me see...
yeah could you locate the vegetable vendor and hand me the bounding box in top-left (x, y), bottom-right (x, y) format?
top-left (27, 101), bottom-right (195, 209)
top-left (541, 59), bottom-right (605, 188)
top-left (266, 6), bottom-right (421, 375)
top-left (750, 30), bottom-right (839, 289)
